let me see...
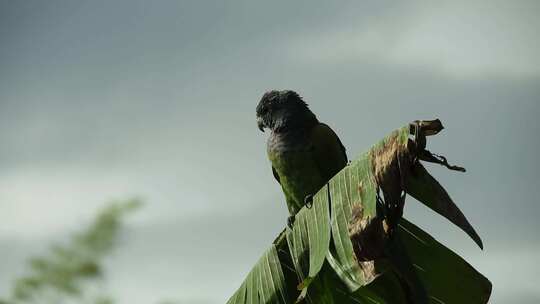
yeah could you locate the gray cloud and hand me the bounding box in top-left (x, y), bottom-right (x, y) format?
top-left (283, 1), bottom-right (540, 77)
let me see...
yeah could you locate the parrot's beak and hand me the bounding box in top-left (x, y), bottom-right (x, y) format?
top-left (257, 117), bottom-right (265, 132)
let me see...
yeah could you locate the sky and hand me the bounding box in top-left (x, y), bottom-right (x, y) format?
top-left (0, 0), bottom-right (539, 303)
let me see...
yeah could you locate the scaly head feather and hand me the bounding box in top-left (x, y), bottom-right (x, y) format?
top-left (256, 90), bottom-right (317, 132)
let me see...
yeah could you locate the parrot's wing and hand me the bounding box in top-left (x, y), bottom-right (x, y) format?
top-left (272, 166), bottom-right (281, 184)
top-left (310, 123), bottom-right (348, 181)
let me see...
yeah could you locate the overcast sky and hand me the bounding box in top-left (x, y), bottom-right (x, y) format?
top-left (1, 1), bottom-right (539, 303)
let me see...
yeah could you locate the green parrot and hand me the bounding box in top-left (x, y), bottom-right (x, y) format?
top-left (256, 90), bottom-right (428, 303)
top-left (256, 90), bottom-right (347, 226)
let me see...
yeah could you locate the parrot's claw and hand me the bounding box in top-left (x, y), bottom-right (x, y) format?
top-left (287, 215), bottom-right (296, 229)
top-left (304, 194), bottom-right (314, 209)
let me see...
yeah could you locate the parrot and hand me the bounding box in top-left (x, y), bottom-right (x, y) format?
top-left (256, 90), bottom-right (347, 226)
top-left (256, 89), bottom-right (428, 304)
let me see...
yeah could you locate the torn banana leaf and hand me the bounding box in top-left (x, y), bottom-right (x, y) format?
top-left (226, 244), bottom-right (290, 304)
top-left (227, 120), bottom-right (491, 303)
top-left (398, 219), bottom-right (492, 303)
top-left (406, 162), bottom-right (483, 249)
top-left (284, 188), bottom-right (331, 301)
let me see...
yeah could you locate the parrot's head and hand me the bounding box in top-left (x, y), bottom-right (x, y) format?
top-left (256, 90), bottom-right (317, 132)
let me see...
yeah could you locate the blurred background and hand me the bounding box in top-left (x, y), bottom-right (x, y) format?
top-left (1, 1), bottom-right (539, 303)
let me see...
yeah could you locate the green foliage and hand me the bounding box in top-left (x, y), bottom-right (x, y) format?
top-left (227, 123), bottom-right (492, 304)
top-left (1, 199), bottom-right (141, 304)
top-left (405, 162), bottom-right (483, 248)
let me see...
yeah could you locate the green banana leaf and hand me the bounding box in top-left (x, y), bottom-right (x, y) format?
top-left (227, 244), bottom-right (290, 304)
top-left (405, 162), bottom-right (483, 249)
top-left (227, 121), bottom-right (491, 304)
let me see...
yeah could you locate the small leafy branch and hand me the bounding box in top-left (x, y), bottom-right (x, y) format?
top-left (0, 199), bottom-right (141, 304)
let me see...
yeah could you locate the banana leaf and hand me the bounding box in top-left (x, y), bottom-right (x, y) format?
top-left (227, 120), bottom-right (491, 304)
